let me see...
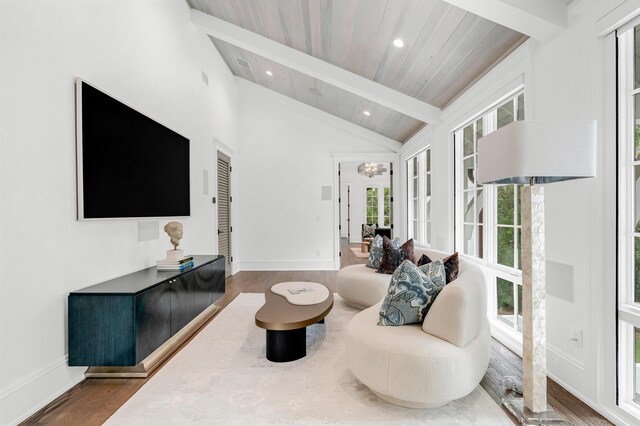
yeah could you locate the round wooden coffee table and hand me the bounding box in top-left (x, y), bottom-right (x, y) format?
top-left (255, 282), bottom-right (333, 362)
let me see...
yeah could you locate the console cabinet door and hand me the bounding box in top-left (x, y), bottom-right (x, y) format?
top-left (210, 257), bottom-right (226, 303)
top-left (170, 273), bottom-right (195, 335)
top-left (135, 281), bottom-right (171, 363)
top-left (193, 258), bottom-right (226, 315)
top-left (193, 262), bottom-right (212, 314)
top-left (69, 295), bottom-right (134, 366)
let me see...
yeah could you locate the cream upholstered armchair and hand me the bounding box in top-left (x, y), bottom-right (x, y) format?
top-left (361, 223), bottom-right (376, 242)
top-left (345, 249), bottom-right (491, 408)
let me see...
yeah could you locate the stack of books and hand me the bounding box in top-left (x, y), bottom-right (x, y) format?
top-left (156, 256), bottom-right (194, 272)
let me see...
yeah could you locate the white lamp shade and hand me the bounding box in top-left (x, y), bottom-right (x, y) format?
top-left (477, 120), bottom-right (597, 185)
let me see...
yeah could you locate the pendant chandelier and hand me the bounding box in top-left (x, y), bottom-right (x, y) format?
top-left (357, 162), bottom-right (387, 178)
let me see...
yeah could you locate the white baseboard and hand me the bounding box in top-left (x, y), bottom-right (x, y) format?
top-left (238, 259), bottom-right (336, 271)
top-left (0, 355), bottom-right (85, 425)
top-left (545, 371), bottom-right (632, 425)
top-left (547, 344), bottom-right (586, 372)
top-left (490, 322), bottom-right (630, 425)
top-left (229, 261), bottom-right (239, 276)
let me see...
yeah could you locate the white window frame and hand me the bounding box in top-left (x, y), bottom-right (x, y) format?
top-left (454, 89), bottom-right (525, 341)
top-left (364, 185), bottom-right (390, 228)
top-left (407, 148), bottom-right (431, 246)
top-left (617, 24), bottom-right (640, 420)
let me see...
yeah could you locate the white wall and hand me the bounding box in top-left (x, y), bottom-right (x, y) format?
top-left (398, 0), bottom-right (627, 422)
top-left (235, 79), bottom-right (397, 271)
top-left (0, 1), bottom-right (237, 424)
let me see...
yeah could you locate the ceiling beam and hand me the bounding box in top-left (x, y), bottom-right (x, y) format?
top-left (191, 9), bottom-right (442, 125)
top-left (441, 0), bottom-right (567, 42)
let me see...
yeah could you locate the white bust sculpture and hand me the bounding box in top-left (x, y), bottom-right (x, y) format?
top-left (164, 221), bottom-right (183, 250)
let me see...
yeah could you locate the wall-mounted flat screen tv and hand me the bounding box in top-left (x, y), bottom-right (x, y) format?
top-left (76, 79), bottom-right (190, 220)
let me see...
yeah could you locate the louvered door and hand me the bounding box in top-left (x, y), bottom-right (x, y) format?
top-left (217, 152), bottom-right (231, 277)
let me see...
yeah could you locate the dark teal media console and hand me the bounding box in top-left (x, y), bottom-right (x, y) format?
top-left (68, 255), bottom-right (225, 377)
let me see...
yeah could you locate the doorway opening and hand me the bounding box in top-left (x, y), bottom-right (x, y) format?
top-left (338, 161), bottom-right (393, 268)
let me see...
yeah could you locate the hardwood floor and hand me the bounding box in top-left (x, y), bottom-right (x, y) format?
top-left (22, 240), bottom-right (611, 425)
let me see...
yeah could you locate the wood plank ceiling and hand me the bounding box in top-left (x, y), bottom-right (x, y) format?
top-left (188, 0), bottom-right (528, 143)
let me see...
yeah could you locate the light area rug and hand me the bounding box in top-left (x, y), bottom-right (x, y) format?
top-left (350, 247), bottom-right (369, 258)
top-left (106, 293), bottom-right (512, 425)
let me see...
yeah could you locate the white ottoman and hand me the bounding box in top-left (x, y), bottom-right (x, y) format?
top-left (336, 264), bottom-right (390, 309)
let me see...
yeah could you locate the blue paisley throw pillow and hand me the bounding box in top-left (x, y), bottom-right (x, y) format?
top-left (418, 259), bottom-right (447, 289)
top-left (378, 259), bottom-right (447, 326)
top-left (366, 235), bottom-right (400, 269)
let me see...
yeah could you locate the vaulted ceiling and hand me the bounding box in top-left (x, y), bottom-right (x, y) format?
top-left (187, 0), bottom-right (570, 144)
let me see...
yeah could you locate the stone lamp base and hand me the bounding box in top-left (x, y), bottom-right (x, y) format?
top-left (503, 393), bottom-right (563, 425)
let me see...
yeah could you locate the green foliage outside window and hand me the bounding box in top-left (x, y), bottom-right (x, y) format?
top-left (635, 123), bottom-right (640, 161)
top-left (497, 185), bottom-right (520, 270)
top-left (635, 238), bottom-right (640, 303)
top-left (636, 328), bottom-right (640, 364)
top-left (366, 187), bottom-right (378, 225)
top-left (383, 188), bottom-right (390, 226)
top-left (496, 277), bottom-right (514, 317)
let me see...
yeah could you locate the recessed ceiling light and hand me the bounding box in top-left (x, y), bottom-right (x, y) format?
top-left (393, 39), bottom-right (404, 48)
top-left (363, 111), bottom-right (371, 116)
top-left (265, 70), bottom-right (273, 76)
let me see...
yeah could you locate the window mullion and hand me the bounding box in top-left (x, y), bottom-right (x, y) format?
top-left (618, 24), bottom-right (640, 413)
top-left (419, 151), bottom-right (426, 244)
top-left (513, 283), bottom-right (518, 331)
top-left (407, 149), bottom-right (432, 245)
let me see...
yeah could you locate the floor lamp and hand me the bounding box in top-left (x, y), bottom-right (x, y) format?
top-left (477, 120), bottom-right (596, 424)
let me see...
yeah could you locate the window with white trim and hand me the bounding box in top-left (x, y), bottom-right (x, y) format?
top-left (383, 187), bottom-right (391, 227)
top-left (365, 186), bottom-right (390, 227)
top-left (407, 148), bottom-right (431, 246)
top-left (365, 187), bottom-right (378, 225)
top-left (617, 23), bottom-right (640, 417)
top-left (454, 91), bottom-right (525, 334)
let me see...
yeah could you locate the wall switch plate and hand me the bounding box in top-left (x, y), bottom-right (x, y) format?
top-left (203, 169), bottom-right (209, 195)
top-left (137, 221), bottom-right (159, 242)
top-left (570, 327), bottom-right (583, 347)
top-left (321, 186), bottom-right (332, 201)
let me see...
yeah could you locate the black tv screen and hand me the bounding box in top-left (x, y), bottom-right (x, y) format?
top-left (76, 80), bottom-right (190, 219)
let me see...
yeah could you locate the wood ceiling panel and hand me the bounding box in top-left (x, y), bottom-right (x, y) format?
top-left (347, 1), bottom-right (389, 79)
top-left (212, 37), bottom-right (425, 142)
top-left (188, 0), bottom-right (527, 140)
top-left (189, 0), bottom-right (526, 106)
top-left (431, 30), bottom-right (527, 107)
top-left (392, 6), bottom-right (470, 96)
top-left (413, 15), bottom-right (494, 98)
top-left (253, 1), bottom-right (287, 45)
top-left (370, 0), bottom-right (439, 83)
top-left (190, 0), bottom-right (238, 23)
top-left (228, 0), bottom-right (269, 38)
